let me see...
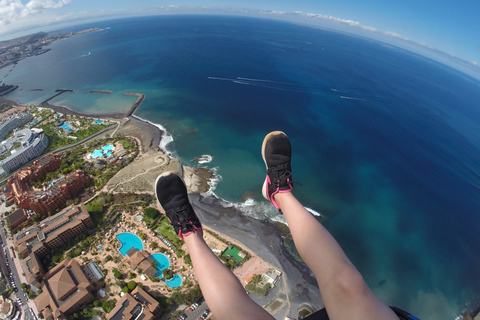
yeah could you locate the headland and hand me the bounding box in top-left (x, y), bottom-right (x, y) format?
top-left (0, 93), bottom-right (323, 319)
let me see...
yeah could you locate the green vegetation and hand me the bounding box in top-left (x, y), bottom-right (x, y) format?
top-left (143, 207), bottom-right (161, 229)
top-left (245, 275), bottom-right (271, 296)
top-left (162, 268), bottom-right (174, 280)
top-left (118, 139), bottom-right (132, 151)
top-left (102, 299), bottom-right (117, 313)
top-left (127, 280), bottom-right (137, 290)
top-left (37, 111), bottom-right (112, 152)
top-left (162, 285), bottom-right (202, 308)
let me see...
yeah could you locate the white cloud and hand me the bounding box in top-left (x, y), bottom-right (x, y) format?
top-left (287, 11), bottom-right (378, 33)
top-left (0, 0), bottom-right (70, 26)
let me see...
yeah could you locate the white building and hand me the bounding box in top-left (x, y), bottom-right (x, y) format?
top-left (0, 113), bottom-right (33, 141)
top-left (0, 128), bottom-right (48, 177)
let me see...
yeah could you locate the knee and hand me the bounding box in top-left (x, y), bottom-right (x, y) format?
top-left (328, 265), bottom-right (370, 299)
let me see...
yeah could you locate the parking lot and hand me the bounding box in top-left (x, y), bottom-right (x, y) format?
top-left (177, 298), bottom-right (211, 320)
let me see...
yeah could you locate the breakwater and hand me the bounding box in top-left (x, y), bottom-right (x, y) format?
top-left (89, 90), bottom-right (112, 94)
top-left (124, 92), bottom-right (145, 117)
top-left (40, 89), bottom-right (73, 103)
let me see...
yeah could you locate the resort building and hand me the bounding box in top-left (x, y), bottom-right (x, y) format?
top-left (10, 168), bottom-right (89, 216)
top-left (0, 111), bottom-right (33, 140)
top-left (15, 204), bottom-right (94, 285)
top-left (8, 153), bottom-right (62, 201)
top-left (34, 259), bottom-right (96, 320)
top-left (0, 128), bottom-right (48, 177)
top-left (29, 170), bottom-right (90, 215)
top-left (261, 269), bottom-right (282, 287)
top-left (106, 286), bottom-right (162, 320)
top-left (86, 261), bottom-right (105, 281)
top-left (127, 248), bottom-right (157, 277)
top-left (7, 208), bottom-right (28, 230)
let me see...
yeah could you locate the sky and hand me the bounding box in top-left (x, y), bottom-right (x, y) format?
top-left (0, 0), bottom-right (479, 73)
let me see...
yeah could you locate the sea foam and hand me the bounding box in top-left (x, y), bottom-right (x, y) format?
top-left (131, 115), bottom-right (174, 155)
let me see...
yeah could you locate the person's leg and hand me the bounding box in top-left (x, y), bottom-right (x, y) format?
top-left (262, 131), bottom-right (398, 320)
top-left (184, 231), bottom-right (274, 320)
top-left (155, 171), bottom-right (274, 320)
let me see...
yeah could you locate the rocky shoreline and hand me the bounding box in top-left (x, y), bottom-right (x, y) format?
top-left (0, 94), bottom-right (324, 318)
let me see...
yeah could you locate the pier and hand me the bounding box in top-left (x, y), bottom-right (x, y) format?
top-left (40, 89), bottom-right (73, 104)
top-left (124, 92), bottom-right (145, 117)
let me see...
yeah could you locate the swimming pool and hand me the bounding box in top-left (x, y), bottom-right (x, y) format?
top-left (165, 274), bottom-right (182, 288)
top-left (150, 253), bottom-right (182, 288)
top-left (60, 122), bottom-right (71, 130)
top-left (150, 253), bottom-right (170, 277)
top-left (136, 216), bottom-right (142, 221)
top-left (94, 120), bottom-right (103, 124)
top-left (116, 233), bottom-right (144, 256)
top-left (89, 144), bottom-right (115, 159)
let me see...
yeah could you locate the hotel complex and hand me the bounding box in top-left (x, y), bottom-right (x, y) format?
top-left (14, 204), bottom-right (94, 286)
top-left (34, 259), bottom-right (96, 320)
top-left (0, 128), bottom-right (48, 178)
top-left (0, 111), bottom-right (33, 141)
top-left (106, 287), bottom-right (162, 320)
top-left (7, 153), bottom-right (90, 216)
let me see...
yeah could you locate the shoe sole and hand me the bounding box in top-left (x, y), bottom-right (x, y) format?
top-left (261, 131), bottom-right (288, 201)
top-left (155, 170), bottom-right (182, 213)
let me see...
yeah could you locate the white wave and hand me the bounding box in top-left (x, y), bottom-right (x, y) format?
top-left (80, 52), bottom-right (91, 57)
top-left (305, 206), bottom-right (325, 218)
top-left (271, 214), bottom-right (288, 225)
top-left (196, 154), bottom-right (213, 164)
top-left (204, 168), bottom-right (221, 194)
top-left (340, 96), bottom-right (366, 101)
top-left (232, 80), bottom-right (250, 85)
top-left (131, 115), bottom-right (174, 155)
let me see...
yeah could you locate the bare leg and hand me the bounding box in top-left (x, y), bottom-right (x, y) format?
top-left (184, 231), bottom-right (275, 320)
top-left (275, 192), bottom-right (398, 320)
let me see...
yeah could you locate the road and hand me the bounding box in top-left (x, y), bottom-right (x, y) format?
top-left (0, 206), bottom-right (37, 320)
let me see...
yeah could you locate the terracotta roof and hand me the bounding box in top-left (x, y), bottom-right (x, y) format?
top-left (48, 268), bottom-right (76, 300)
top-left (8, 208), bottom-right (27, 225)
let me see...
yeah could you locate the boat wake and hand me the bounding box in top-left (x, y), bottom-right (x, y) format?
top-left (208, 76), bottom-right (380, 101)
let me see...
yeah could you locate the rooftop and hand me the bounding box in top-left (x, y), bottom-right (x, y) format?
top-left (15, 204), bottom-right (90, 251)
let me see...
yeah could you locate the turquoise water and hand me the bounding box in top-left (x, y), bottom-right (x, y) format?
top-left (116, 232), bottom-right (144, 256)
top-left (90, 143), bottom-right (114, 158)
top-left (59, 122), bottom-right (71, 130)
top-left (3, 16), bottom-right (480, 319)
top-left (136, 216), bottom-right (142, 221)
top-left (150, 253), bottom-right (170, 276)
top-left (150, 253), bottom-right (182, 288)
top-left (98, 245), bottom-right (103, 250)
top-left (94, 120), bottom-right (103, 124)
top-left (165, 274), bottom-right (182, 288)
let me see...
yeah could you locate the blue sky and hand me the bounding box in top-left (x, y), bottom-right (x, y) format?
top-left (1, 0), bottom-right (479, 71)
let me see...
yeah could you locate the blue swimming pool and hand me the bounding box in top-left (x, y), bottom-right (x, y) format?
top-left (89, 144), bottom-right (115, 159)
top-left (150, 253), bottom-right (170, 277)
top-left (94, 120), bottom-right (103, 124)
top-left (165, 274), bottom-right (182, 288)
top-left (116, 233), bottom-right (144, 256)
top-left (59, 122), bottom-right (71, 130)
top-left (150, 253), bottom-right (182, 288)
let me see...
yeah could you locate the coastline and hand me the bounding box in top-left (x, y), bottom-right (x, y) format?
top-left (0, 94), bottom-right (324, 317)
top-left (190, 193), bottom-right (323, 316)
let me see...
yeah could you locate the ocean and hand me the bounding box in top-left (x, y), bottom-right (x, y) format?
top-left (2, 15), bottom-right (480, 319)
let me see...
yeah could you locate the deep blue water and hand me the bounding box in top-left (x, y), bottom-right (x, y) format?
top-left (3, 15), bottom-right (480, 319)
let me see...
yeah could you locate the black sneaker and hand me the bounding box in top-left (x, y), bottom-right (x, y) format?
top-left (261, 131), bottom-right (294, 209)
top-left (155, 171), bottom-right (202, 240)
